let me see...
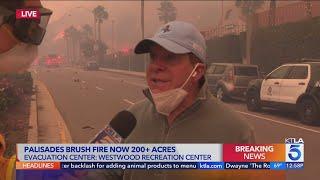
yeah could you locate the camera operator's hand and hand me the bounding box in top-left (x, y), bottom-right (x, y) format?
top-left (0, 0), bottom-right (52, 73)
top-left (58, 171), bottom-right (88, 180)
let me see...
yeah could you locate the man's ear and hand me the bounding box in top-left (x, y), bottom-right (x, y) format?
top-left (193, 63), bottom-right (205, 81)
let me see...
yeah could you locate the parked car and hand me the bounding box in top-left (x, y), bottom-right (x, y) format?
top-left (206, 63), bottom-right (260, 101)
top-left (85, 61), bottom-right (99, 71)
top-left (246, 59), bottom-right (320, 124)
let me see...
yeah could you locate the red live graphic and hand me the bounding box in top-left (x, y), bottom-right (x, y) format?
top-left (16, 9), bottom-right (40, 20)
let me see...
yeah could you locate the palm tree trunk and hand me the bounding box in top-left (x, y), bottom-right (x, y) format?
top-left (244, 15), bottom-right (254, 64)
top-left (76, 39), bottom-right (80, 64)
top-left (65, 38), bottom-right (69, 64)
top-left (98, 21), bottom-right (101, 41)
top-left (66, 38), bottom-right (69, 63)
top-left (69, 38), bottom-right (72, 64)
top-left (268, 0), bottom-right (276, 27)
top-left (93, 16), bottom-right (97, 41)
top-left (72, 38), bottom-right (75, 64)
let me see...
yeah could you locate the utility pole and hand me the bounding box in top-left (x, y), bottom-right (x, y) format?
top-left (141, 0), bottom-right (147, 72)
top-left (129, 54), bottom-right (131, 71)
top-left (141, 0), bottom-right (144, 39)
top-left (221, 0), bottom-right (224, 26)
top-left (112, 19), bottom-right (114, 54)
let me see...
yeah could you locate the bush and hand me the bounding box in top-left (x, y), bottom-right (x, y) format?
top-left (0, 91), bottom-right (9, 112)
top-left (0, 72), bottom-right (33, 113)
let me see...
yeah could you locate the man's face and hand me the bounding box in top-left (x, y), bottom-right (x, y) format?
top-left (147, 44), bottom-right (195, 93)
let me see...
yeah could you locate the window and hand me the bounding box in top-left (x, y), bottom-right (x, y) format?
top-left (287, 66), bottom-right (308, 79)
top-left (207, 65), bottom-right (215, 74)
top-left (268, 66), bottom-right (291, 79)
top-left (213, 65), bottom-right (226, 74)
top-left (234, 66), bottom-right (258, 76)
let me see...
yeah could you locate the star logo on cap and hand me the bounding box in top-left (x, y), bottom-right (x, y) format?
top-left (161, 25), bottom-right (170, 33)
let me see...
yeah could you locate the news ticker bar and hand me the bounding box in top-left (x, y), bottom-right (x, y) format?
top-left (17, 143), bottom-right (304, 163)
top-left (16, 162), bottom-right (304, 170)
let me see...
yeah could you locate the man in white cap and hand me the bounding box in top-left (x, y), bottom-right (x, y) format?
top-left (123, 20), bottom-right (256, 180)
top-left (77, 21), bottom-right (258, 180)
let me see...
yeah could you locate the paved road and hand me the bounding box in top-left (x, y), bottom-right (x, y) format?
top-left (34, 67), bottom-right (320, 180)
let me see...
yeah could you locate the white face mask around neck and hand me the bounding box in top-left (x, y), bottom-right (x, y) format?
top-left (150, 63), bottom-right (200, 116)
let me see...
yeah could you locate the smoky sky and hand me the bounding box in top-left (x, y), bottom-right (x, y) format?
top-left (39, 0), bottom-right (293, 56)
top-left (39, 0), bottom-right (228, 56)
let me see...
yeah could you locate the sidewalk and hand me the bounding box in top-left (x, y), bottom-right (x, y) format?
top-left (28, 79), bottom-right (72, 143)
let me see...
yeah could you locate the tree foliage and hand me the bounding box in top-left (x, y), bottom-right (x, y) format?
top-left (235, 0), bottom-right (264, 16)
top-left (158, 0), bottom-right (177, 24)
top-left (93, 5), bottom-right (108, 23)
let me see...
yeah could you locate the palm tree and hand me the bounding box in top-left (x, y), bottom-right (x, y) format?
top-left (268, 0), bottom-right (276, 27)
top-left (305, 0), bottom-right (312, 18)
top-left (158, 0), bottom-right (177, 24)
top-left (80, 37), bottom-right (95, 64)
top-left (79, 24), bottom-right (94, 63)
top-left (64, 27), bottom-right (72, 64)
top-left (92, 5), bottom-right (108, 42)
top-left (64, 26), bottom-right (81, 65)
top-left (81, 24), bottom-right (93, 39)
top-left (235, 0), bottom-right (264, 64)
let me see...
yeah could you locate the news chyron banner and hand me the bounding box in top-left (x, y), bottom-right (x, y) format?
top-left (16, 138), bottom-right (304, 171)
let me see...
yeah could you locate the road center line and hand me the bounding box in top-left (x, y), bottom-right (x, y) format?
top-left (236, 110), bottom-right (320, 134)
top-left (102, 76), bottom-right (147, 88)
top-left (95, 86), bottom-right (104, 91)
top-left (123, 99), bottom-right (135, 105)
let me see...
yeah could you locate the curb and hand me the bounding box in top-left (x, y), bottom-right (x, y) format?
top-left (27, 84), bottom-right (38, 143)
top-left (36, 80), bottom-right (73, 143)
top-left (100, 68), bottom-right (145, 78)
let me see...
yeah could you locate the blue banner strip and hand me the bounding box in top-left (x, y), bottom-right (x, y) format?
top-left (224, 162), bottom-right (270, 170)
top-left (270, 162), bottom-right (286, 170)
top-left (285, 162), bottom-right (304, 169)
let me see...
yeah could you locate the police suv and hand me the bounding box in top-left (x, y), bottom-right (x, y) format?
top-left (246, 59), bottom-right (320, 124)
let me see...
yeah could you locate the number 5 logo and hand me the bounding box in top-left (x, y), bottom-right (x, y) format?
top-left (288, 145), bottom-right (301, 161)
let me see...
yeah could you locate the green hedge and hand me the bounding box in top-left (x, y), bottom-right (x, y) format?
top-left (0, 72), bottom-right (33, 113)
top-left (206, 16), bottom-right (320, 73)
top-left (206, 34), bottom-right (242, 64)
top-left (251, 16), bottom-right (320, 73)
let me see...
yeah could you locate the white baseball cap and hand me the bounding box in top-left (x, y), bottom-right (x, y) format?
top-left (134, 21), bottom-right (206, 62)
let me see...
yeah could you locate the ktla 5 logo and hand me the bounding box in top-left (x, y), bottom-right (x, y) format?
top-left (285, 138), bottom-right (304, 162)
